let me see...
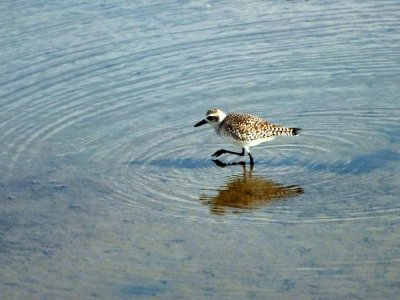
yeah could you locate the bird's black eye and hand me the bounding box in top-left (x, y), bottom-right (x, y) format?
top-left (206, 116), bottom-right (219, 122)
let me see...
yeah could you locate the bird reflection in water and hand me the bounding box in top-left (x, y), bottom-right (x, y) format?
top-left (200, 160), bottom-right (304, 215)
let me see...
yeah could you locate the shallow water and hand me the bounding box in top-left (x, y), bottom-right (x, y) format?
top-left (1, 1), bottom-right (400, 299)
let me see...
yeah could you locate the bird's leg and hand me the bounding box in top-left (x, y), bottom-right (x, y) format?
top-left (212, 148), bottom-right (245, 158)
top-left (248, 152), bottom-right (254, 166)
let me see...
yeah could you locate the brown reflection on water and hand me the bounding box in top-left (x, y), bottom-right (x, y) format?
top-left (200, 160), bottom-right (304, 215)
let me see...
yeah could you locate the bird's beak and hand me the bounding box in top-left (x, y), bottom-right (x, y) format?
top-left (194, 119), bottom-right (207, 127)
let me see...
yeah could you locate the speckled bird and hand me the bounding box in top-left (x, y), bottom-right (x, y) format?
top-left (194, 108), bottom-right (301, 165)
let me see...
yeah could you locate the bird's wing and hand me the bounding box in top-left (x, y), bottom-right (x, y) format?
top-left (224, 114), bottom-right (294, 140)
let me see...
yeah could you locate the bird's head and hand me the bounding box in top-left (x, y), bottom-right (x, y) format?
top-left (194, 108), bottom-right (226, 127)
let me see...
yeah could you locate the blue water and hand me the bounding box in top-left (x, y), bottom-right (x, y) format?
top-left (1, 1), bottom-right (400, 299)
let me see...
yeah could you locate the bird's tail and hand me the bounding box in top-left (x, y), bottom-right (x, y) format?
top-left (291, 128), bottom-right (302, 136)
top-left (270, 126), bottom-right (302, 136)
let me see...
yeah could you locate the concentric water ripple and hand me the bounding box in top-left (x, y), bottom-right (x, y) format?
top-left (62, 104), bottom-right (399, 225)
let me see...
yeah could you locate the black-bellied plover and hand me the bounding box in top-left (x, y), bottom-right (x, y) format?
top-left (194, 108), bottom-right (301, 165)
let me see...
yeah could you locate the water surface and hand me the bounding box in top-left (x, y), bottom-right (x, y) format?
top-left (1, 1), bottom-right (399, 299)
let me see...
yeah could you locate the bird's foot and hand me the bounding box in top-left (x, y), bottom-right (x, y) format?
top-left (212, 159), bottom-right (246, 168)
top-left (212, 149), bottom-right (226, 157)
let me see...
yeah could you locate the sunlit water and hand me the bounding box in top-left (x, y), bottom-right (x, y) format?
top-left (1, 1), bottom-right (399, 299)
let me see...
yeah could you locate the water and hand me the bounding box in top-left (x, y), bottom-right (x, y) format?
top-left (1, 1), bottom-right (399, 298)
